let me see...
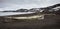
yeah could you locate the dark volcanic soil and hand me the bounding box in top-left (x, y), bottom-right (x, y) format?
top-left (0, 15), bottom-right (60, 29)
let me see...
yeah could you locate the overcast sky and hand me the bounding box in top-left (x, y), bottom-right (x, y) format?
top-left (0, 0), bottom-right (60, 11)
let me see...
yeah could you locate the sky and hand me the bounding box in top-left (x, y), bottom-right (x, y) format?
top-left (0, 0), bottom-right (60, 11)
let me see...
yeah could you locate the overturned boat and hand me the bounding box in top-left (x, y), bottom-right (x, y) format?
top-left (0, 12), bottom-right (44, 19)
top-left (0, 12), bottom-right (44, 23)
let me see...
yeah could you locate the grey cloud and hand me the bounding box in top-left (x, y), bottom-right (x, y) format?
top-left (0, 0), bottom-right (60, 11)
top-left (7, 0), bottom-right (60, 4)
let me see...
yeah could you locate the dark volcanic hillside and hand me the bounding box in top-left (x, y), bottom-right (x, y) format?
top-left (16, 3), bottom-right (60, 14)
top-left (2, 4), bottom-right (60, 15)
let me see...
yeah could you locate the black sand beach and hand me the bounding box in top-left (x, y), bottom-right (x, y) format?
top-left (0, 15), bottom-right (60, 29)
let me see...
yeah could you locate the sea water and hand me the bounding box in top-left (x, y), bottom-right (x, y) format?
top-left (0, 12), bottom-right (35, 16)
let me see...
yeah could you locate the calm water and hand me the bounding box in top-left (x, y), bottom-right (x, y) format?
top-left (0, 12), bottom-right (35, 16)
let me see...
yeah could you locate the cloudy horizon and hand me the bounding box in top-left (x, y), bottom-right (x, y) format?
top-left (0, 0), bottom-right (60, 11)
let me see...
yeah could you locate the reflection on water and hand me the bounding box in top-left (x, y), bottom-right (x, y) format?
top-left (0, 12), bottom-right (35, 16)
